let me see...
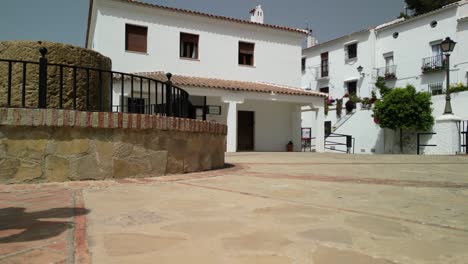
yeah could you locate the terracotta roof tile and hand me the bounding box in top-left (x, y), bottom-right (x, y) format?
top-left (132, 72), bottom-right (326, 98)
top-left (125, 0), bottom-right (307, 35)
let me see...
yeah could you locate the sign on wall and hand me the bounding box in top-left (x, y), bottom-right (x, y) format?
top-left (207, 105), bottom-right (221, 115)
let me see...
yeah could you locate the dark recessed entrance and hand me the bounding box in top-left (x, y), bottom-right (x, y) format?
top-left (237, 111), bottom-right (254, 151)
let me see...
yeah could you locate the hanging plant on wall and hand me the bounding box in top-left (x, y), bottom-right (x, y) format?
top-left (324, 98), bottom-right (329, 116)
top-left (345, 100), bottom-right (356, 113)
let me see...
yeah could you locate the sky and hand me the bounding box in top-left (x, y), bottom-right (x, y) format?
top-left (0, 0), bottom-right (406, 47)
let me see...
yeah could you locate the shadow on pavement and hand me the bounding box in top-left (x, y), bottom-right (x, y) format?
top-left (0, 207), bottom-right (90, 243)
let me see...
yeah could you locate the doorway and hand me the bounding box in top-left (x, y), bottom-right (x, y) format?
top-left (237, 111), bottom-right (255, 151)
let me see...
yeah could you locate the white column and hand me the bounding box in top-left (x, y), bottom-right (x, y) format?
top-left (431, 114), bottom-right (462, 155)
top-left (226, 101), bottom-right (238, 152)
top-left (291, 105), bottom-right (302, 152)
top-left (314, 100), bottom-right (325, 153)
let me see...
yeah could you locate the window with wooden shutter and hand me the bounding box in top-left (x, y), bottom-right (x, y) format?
top-left (321, 52), bottom-right (329, 77)
top-left (239, 42), bottom-right (255, 66)
top-left (180, 32), bottom-right (199, 59)
top-left (125, 24), bottom-right (148, 53)
top-left (346, 43), bottom-right (357, 60)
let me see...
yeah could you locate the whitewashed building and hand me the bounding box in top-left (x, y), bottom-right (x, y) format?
top-left (302, 0), bottom-right (468, 154)
top-left (86, 0), bottom-right (327, 152)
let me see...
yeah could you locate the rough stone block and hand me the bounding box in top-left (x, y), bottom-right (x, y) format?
top-left (56, 139), bottom-right (90, 156)
top-left (0, 158), bottom-right (20, 183)
top-left (13, 161), bottom-right (42, 183)
top-left (6, 139), bottom-right (47, 160)
top-left (45, 156), bottom-right (70, 182)
top-left (113, 158), bottom-right (151, 179)
top-left (75, 155), bottom-right (108, 180)
top-left (149, 151), bottom-right (168, 176)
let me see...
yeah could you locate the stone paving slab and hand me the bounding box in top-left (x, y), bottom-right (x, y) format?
top-left (0, 153), bottom-right (467, 263)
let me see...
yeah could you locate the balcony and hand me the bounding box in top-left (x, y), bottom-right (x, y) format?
top-left (422, 55), bottom-right (446, 73)
top-left (377, 65), bottom-right (397, 80)
top-left (315, 63), bottom-right (330, 80)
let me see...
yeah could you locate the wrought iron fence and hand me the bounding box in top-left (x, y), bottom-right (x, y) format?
top-left (377, 65), bottom-right (397, 80)
top-left (422, 55), bottom-right (446, 73)
top-left (417, 132), bottom-right (437, 155)
top-left (460, 120), bottom-right (467, 154)
top-left (0, 47), bottom-right (191, 118)
top-left (325, 133), bottom-right (355, 154)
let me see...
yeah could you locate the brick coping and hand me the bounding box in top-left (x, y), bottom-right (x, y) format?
top-left (0, 108), bottom-right (227, 135)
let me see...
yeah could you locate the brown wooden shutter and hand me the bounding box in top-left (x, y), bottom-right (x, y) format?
top-left (239, 42), bottom-right (254, 55)
top-left (126, 24), bottom-right (147, 53)
top-left (181, 33), bottom-right (199, 43)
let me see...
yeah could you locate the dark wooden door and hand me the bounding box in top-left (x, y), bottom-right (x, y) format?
top-left (237, 111), bottom-right (254, 151)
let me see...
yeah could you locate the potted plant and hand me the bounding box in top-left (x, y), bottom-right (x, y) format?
top-left (287, 141), bottom-right (293, 152)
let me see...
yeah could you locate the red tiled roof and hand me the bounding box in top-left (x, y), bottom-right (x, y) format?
top-left (132, 72), bottom-right (326, 98)
top-left (125, 0), bottom-right (307, 34)
top-left (86, 0), bottom-right (307, 46)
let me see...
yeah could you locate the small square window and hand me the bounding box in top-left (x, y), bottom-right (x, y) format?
top-left (180, 32), bottom-right (199, 59)
top-left (125, 24), bottom-right (148, 53)
top-left (346, 43), bottom-right (358, 60)
top-left (239, 41), bottom-right (255, 66)
top-left (319, 87), bottom-right (329, 94)
top-left (347, 81), bottom-right (357, 96)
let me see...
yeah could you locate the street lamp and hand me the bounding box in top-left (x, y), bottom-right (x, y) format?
top-left (357, 65), bottom-right (364, 77)
top-left (440, 37), bottom-right (456, 115)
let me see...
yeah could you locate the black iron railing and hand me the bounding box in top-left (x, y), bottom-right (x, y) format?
top-left (0, 48), bottom-right (191, 118)
top-left (377, 65), bottom-right (397, 80)
top-left (422, 55), bottom-right (446, 73)
top-left (460, 120), bottom-right (467, 154)
top-left (325, 133), bottom-right (355, 154)
top-left (417, 132), bottom-right (437, 155)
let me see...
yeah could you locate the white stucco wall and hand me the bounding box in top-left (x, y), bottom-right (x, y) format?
top-left (90, 0), bottom-right (304, 88)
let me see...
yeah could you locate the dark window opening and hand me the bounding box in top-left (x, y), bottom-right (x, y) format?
top-left (347, 43), bottom-right (357, 60)
top-left (319, 87), bottom-right (329, 94)
top-left (321, 52), bottom-right (329, 77)
top-left (127, 98), bottom-right (145, 114)
top-left (180, 32), bottom-right (199, 59)
top-left (347, 81), bottom-right (357, 96)
top-left (239, 42), bottom-right (255, 66)
top-left (125, 24), bottom-right (148, 53)
top-left (325, 121), bottom-right (332, 137)
top-left (301, 57), bottom-right (306, 72)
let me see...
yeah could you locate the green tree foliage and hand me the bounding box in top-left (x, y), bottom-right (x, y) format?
top-left (405, 0), bottom-right (458, 15)
top-left (373, 85), bottom-right (434, 152)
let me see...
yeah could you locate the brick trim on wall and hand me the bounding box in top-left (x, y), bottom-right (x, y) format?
top-left (0, 108), bottom-right (227, 135)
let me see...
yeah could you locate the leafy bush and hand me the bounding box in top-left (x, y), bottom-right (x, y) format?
top-left (345, 100), bottom-right (356, 113)
top-left (373, 85), bottom-right (434, 152)
top-left (449, 83), bottom-right (468, 94)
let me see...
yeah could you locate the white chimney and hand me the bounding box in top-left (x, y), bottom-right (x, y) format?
top-left (250, 5), bottom-right (264, 24)
top-left (306, 29), bottom-right (318, 48)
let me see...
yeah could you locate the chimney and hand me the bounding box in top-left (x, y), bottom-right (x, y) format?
top-left (306, 29), bottom-right (317, 48)
top-left (250, 5), bottom-right (264, 24)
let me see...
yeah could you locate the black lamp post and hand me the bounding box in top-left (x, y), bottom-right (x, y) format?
top-left (440, 37), bottom-right (456, 115)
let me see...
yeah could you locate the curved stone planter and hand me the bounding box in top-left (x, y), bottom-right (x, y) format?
top-left (0, 108), bottom-right (226, 184)
top-left (0, 41), bottom-right (112, 111)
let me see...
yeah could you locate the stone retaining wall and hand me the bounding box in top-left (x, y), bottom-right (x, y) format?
top-left (0, 108), bottom-right (226, 184)
top-left (0, 41), bottom-right (112, 111)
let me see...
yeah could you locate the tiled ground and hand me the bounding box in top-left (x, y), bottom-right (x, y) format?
top-left (1, 153), bottom-right (467, 263)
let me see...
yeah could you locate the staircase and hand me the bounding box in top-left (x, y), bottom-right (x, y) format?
top-left (333, 111), bottom-right (355, 132)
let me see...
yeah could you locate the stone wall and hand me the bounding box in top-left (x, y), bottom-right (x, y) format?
top-left (0, 41), bottom-right (112, 111)
top-left (0, 108), bottom-right (226, 184)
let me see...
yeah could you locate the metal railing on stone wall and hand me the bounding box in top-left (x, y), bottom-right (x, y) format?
top-left (0, 48), bottom-right (191, 118)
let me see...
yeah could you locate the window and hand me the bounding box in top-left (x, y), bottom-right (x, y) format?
top-left (393, 32), bottom-right (399, 39)
top-left (347, 81), bottom-right (357, 96)
top-left (319, 87), bottom-right (329, 94)
top-left (346, 43), bottom-right (358, 60)
top-left (429, 83), bottom-right (443, 96)
top-left (385, 55), bottom-right (394, 68)
top-left (324, 121), bottom-right (332, 137)
top-left (180, 32), bottom-right (199, 59)
top-left (125, 24), bottom-right (148, 53)
top-left (239, 41), bottom-right (255, 66)
top-left (301, 57), bottom-right (306, 72)
top-left (127, 98), bottom-right (145, 114)
top-left (430, 21), bottom-right (438, 28)
top-left (321, 52), bottom-right (329, 78)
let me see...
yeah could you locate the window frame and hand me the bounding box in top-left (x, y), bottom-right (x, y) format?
top-left (345, 43), bottom-right (358, 61)
top-left (180, 32), bottom-right (200, 60)
top-left (320, 52), bottom-right (329, 78)
top-left (125, 24), bottom-right (148, 54)
top-left (238, 41), bottom-right (255, 66)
